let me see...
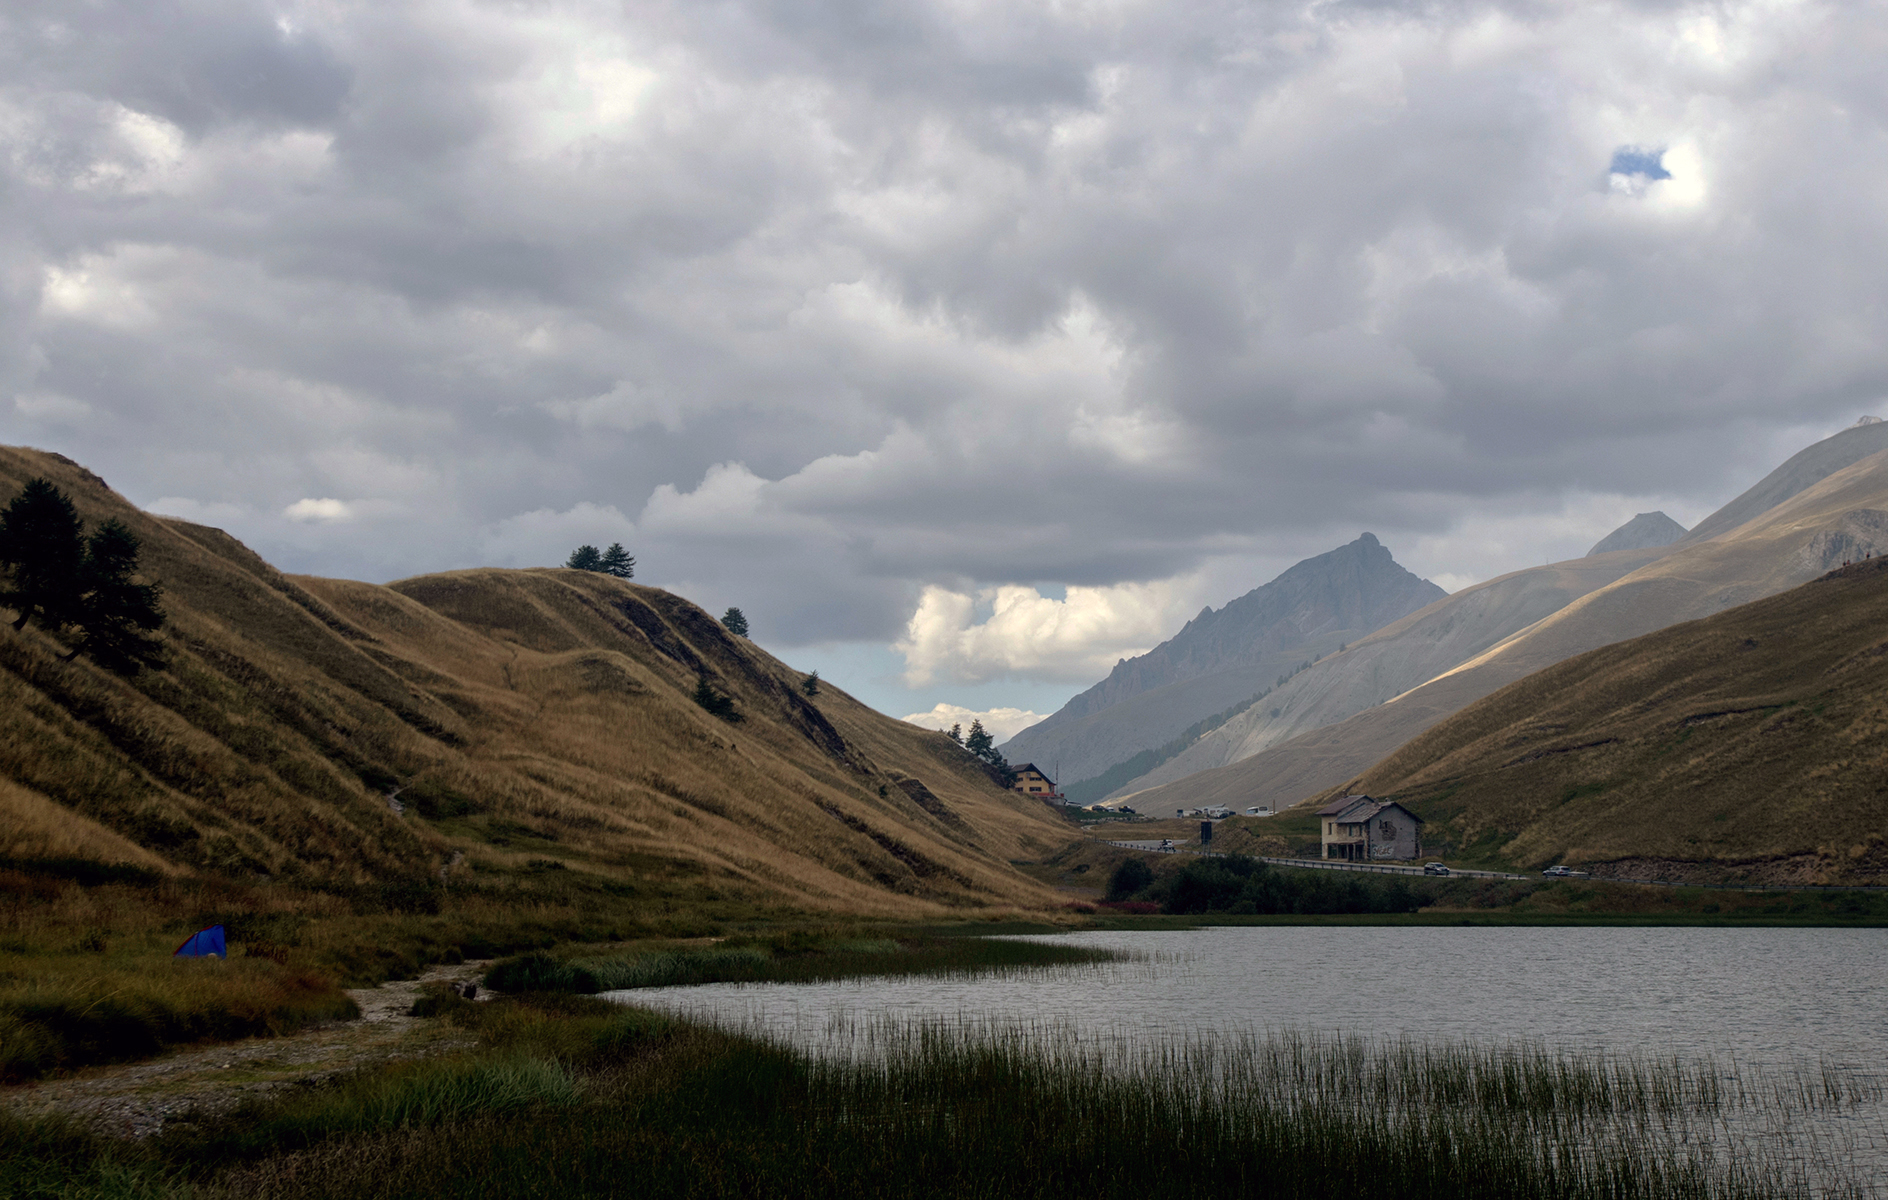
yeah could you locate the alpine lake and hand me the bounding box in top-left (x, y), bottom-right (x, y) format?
top-left (603, 925), bottom-right (1888, 1196)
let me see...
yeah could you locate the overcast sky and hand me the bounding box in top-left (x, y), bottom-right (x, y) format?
top-left (4, 0), bottom-right (1884, 725)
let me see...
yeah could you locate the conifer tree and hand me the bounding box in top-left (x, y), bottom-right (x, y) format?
top-left (720, 607), bottom-right (749, 637)
top-left (962, 718), bottom-right (1013, 782)
top-left (0, 478), bottom-right (84, 633)
top-left (72, 519), bottom-right (164, 674)
top-left (800, 669), bottom-right (819, 696)
top-left (692, 673), bottom-right (742, 722)
top-left (599, 543), bottom-right (635, 578)
top-left (565, 544), bottom-right (603, 571)
top-left (964, 719), bottom-right (994, 760)
top-left (0, 480), bottom-right (165, 674)
top-left (947, 723), bottom-right (962, 745)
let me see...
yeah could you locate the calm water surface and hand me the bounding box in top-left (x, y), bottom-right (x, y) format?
top-left (605, 927), bottom-right (1888, 1190)
top-left (605, 926), bottom-right (1887, 1067)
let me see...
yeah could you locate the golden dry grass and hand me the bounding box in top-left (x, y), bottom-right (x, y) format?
top-left (0, 445), bottom-right (1076, 916)
top-left (1323, 556), bottom-right (1888, 882)
top-left (0, 777), bottom-right (174, 870)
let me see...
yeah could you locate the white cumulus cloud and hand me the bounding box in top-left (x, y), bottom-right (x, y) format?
top-left (283, 497), bottom-right (353, 522)
top-left (900, 703), bottom-right (1045, 743)
top-left (894, 581), bottom-right (1187, 687)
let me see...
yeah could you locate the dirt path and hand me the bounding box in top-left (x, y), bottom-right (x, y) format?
top-left (3, 961), bottom-right (493, 1139)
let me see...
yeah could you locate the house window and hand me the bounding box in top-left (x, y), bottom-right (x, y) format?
top-left (1380, 820), bottom-right (1396, 837)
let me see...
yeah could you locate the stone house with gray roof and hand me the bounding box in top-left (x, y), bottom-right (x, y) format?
top-left (1317, 795), bottom-right (1423, 861)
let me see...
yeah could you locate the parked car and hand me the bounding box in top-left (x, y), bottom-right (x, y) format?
top-left (1542, 865), bottom-right (1573, 877)
top-left (1422, 862), bottom-right (1451, 876)
top-left (1244, 806), bottom-right (1272, 817)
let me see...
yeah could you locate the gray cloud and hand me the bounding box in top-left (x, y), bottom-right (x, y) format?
top-left (3, 0), bottom-right (1886, 697)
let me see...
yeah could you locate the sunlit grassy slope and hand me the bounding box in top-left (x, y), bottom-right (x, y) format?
top-left (1329, 556), bottom-right (1888, 883)
top-left (0, 446), bottom-right (1073, 916)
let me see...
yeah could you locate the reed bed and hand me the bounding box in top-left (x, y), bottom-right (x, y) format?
top-left (8, 995), bottom-right (1882, 1198)
top-left (747, 1014), bottom-right (1887, 1199)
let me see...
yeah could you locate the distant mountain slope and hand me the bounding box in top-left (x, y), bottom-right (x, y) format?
top-left (1333, 555), bottom-right (1888, 884)
top-left (1587, 512), bottom-right (1686, 556)
top-left (1107, 544), bottom-right (1676, 797)
top-left (1679, 417), bottom-right (1888, 544)
top-left (998, 534), bottom-right (1442, 785)
top-left (1127, 441), bottom-right (1888, 816)
top-left (0, 446), bottom-right (1072, 915)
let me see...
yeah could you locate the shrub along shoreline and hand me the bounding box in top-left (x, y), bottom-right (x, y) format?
top-left (1098, 852), bottom-right (1888, 923)
top-left (483, 933), bottom-right (1117, 994)
top-left (5, 991), bottom-right (1877, 1199)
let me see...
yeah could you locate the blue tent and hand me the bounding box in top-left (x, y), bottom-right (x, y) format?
top-left (174, 924), bottom-right (227, 958)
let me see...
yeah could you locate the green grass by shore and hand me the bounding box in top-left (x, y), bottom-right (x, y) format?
top-left (6, 840), bottom-right (1884, 1091)
top-left (482, 930), bottom-right (1117, 994)
top-left (6, 992), bottom-right (1878, 1199)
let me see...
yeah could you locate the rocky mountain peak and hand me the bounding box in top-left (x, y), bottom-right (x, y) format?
top-left (1587, 511), bottom-right (1688, 557)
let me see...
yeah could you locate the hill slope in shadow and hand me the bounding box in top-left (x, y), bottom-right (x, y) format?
top-left (1334, 555), bottom-right (1888, 884)
top-left (0, 447), bottom-right (1072, 916)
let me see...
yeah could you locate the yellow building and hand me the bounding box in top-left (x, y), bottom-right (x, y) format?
top-left (1010, 763), bottom-right (1062, 804)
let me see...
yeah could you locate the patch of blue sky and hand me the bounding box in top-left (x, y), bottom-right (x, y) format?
top-left (1609, 146), bottom-right (1671, 180)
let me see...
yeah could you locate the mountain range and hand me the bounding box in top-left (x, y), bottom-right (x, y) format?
top-left (1123, 420), bottom-right (1888, 815)
top-left (998, 534), bottom-right (1443, 789)
top-left (1006, 422), bottom-right (1888, 808)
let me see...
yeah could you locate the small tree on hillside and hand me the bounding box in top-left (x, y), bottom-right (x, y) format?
top-left (599, 543), bottom-right (635, 578)
top-left (962, 718), bottom-right (1013, 782)
top-left (692, 672), bottom-right (742, 722)
top-left (946, 723), bottom-right (962, 745)
top-left (963, 719), bottom-right (994, 759)
top-left (800, 669), bottom-right (820, 696)
top-left (720, 607), bottom-right (749, 637)
top-left (565, 544), bottom-right (603, 571)
top-left (0, 478), bottom-right (85, 633)
top-left (0, 481), bottom-right (165, 675)
top-left (71, 519), bottom-right (164, 674)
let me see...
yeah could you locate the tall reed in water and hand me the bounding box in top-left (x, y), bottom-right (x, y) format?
top-left (22, 1001), bottom-right (1882, 1199)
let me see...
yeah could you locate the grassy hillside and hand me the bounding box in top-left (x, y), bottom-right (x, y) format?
top-left (0, 446), bottom-right (1074, 915)
top-left (1326, 556), bottom-right (1888, 883)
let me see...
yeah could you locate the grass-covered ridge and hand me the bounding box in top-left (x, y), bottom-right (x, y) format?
top-left (485, 930), bottom-right (1117, 993)
top-left (0, 444), bottom-right (1076, 918)
top-left (5, 992), bottom-right (1879, 1199)
top-left (1338, 554), bottom-right (1888, 882)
